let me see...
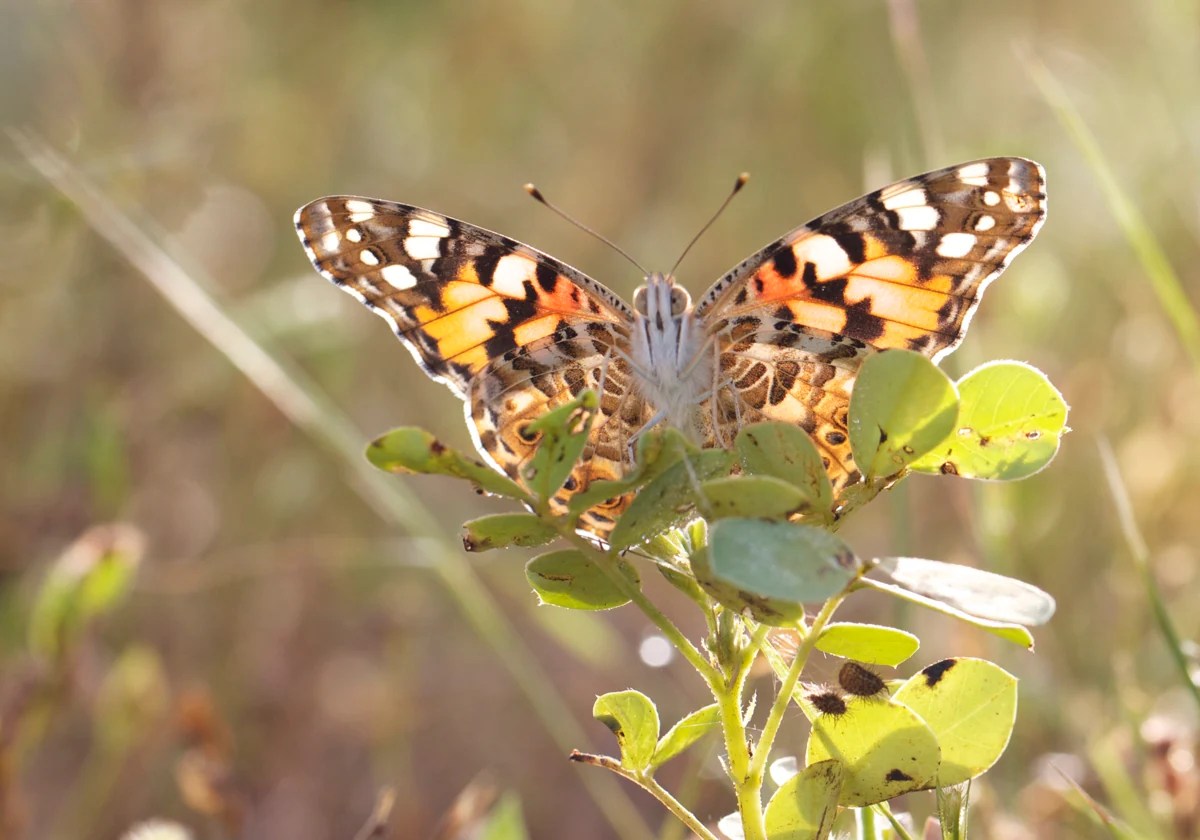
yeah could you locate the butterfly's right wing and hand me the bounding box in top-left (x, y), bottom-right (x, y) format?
top-left (295, 197), bottom-right (648, 534)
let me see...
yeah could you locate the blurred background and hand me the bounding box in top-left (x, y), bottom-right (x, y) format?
top-left (2, 1), bottom-right (1199, 838)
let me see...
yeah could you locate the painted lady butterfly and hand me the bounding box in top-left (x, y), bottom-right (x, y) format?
top-left (296, 158), bottom-right (1046, 537)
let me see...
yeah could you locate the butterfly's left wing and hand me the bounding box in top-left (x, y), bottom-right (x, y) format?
top-left (295, 197), bottom-right (650, 534)
top-left (695, 157), bottom-right (1047, 497)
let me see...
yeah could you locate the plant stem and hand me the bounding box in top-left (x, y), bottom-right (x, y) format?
top-left (875, 803), bottom-right (916, 840)
top-left (570, 752), bottom-right (722, 840)
top-left (565, 530), bottom-right (716, 681)
top-left (856, 804), bottom-right (878, 839)
top-left (641, 775), bottom-right (723, 840)
top-left (712, 653), bottom-right (766, 840)
top-left (739, 623), bottom-right (771, 677)
top-left (748, 593), bottom-right (846, 782)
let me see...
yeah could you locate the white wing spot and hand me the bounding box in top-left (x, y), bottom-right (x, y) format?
top-left (956, 162), bottom-right (991, 186)
top-left (404, 236), bottom-right (442, 260)
top-left (492, 254), bottom-right (535, 297)
top-left (409, 218), bottom-right (451, 238)
top-left (796, 235), bottom-right (853, 279)
top-left (881, 187), bottom-right (927, 210)
top-left (380, 263), bottom-right (418, 290)
top-left (983, 191), bottom-right (1001, 206)
top-left (344, 199), bottom-right (375, 223)
top-left (895, 205), bottom-right (940, 231)
top-left (936, 232), bottom-right (976, 259)
top-left (359, 249), bottom-right (381, 266)
top-left (320, 231), bottom-right (341, 252)
top-left (344, 227), bottom-right (363, 243)
top-left (974, 215), bottom-right (996, 232)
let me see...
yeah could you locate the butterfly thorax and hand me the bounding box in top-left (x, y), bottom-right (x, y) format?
top-left (629, 274), bottom-right (714, 437)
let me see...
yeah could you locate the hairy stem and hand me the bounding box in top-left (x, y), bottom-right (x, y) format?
top-left (564, 530), bottom-right (717, 681)
top-left (749, 593), bottom-right (847, 782)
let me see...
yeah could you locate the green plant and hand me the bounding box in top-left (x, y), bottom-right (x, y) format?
top-left (368, 349), bottom-right (1068, 839)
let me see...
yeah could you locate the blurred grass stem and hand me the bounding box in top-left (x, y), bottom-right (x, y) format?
top-left (9, 128), bottom-right (655, 840)
top-left (1030, 59), bottom-right (1200, 376)
top-left (1098, 438), bottom-right (1200, 712)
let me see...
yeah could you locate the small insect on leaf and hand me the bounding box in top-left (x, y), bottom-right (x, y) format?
top-left (837, 662), bottom-right (889, 699)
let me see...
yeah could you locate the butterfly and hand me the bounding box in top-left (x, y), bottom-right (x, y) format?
top-left (295, 158), bottom-right (1046, 538)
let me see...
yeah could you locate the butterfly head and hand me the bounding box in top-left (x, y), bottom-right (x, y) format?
top-left (632, 273), bottom-right (692, 320)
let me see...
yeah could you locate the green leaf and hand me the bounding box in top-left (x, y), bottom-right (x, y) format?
top-left (816, 623), bottom-right (920, 667)
top-left (461, 513), bottom-right (558, 552)
top-left (367, 427), bottom-right (529, 500)
top-left (892, 658), bottom-right (1017, 787)
top-left (848, 350), bottom-right (959, 480)
top-left (650, 703), bottom-right (720, 770)
top-left (804, 696), bottom-right (941, 807)
top-left (693, 519), bottom-right (860, 626)
top-left (525, 550), bottom-right (639, 611)
top-left (764, 759), bottom-right (844, 840)
top-left (699, 475), bottom-right (810, 520)
top-left (522, 390), bottom-right (598, 500)
top-left (608, 448), bottom-right (735, 552)
top-left (29, 524), bottom-right (143, 660)
top-left (909, 361), bottom-right (1069, 480)
top-left (567, 428), bottom-right (689, 518)
top-left (862, 578), bottom-right (1035, 649)
top-left (735, 423), bottom-right (834, 518)
top-left (593, 690), bottom-right (660, 772)
top-left (875, 556), bottom-right (1056, 626)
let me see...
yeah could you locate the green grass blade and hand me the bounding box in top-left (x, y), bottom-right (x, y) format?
top-left (1029, 59), bottom-right (1200, 375)
top-left (1098, 438), bottom-right (1200, 713)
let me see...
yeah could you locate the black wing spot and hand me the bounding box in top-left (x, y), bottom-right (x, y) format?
top-left (475, 247), bottom-right (503, 287)
top-left (842, 298), bottom-right (886, 342)
top-left (801, 261), bottom-right (818, 288)
top-left (830, 229), bottom-right (866, 264)
top-left (772, 246), bottom-right (798, 278)
top-left (535, 262), bottom-right (558, 293)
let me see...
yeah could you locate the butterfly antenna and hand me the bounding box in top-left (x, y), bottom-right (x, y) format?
top-left (524, 183), bottom-right (649, 275)
top-left (669, 172), bottom-right (750, 278)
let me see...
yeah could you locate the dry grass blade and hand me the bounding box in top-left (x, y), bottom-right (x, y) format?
top-left (8, 128), bottom-right (654, 840)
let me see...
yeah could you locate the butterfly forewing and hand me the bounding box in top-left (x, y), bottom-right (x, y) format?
top-left (696, 157), bottom-right (1047, 359)
top-left (295, 197), bottom-right (632, 396)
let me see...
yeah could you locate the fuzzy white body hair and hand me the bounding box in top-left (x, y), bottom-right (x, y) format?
top-left (628, 273), bottom-right (713, 436)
